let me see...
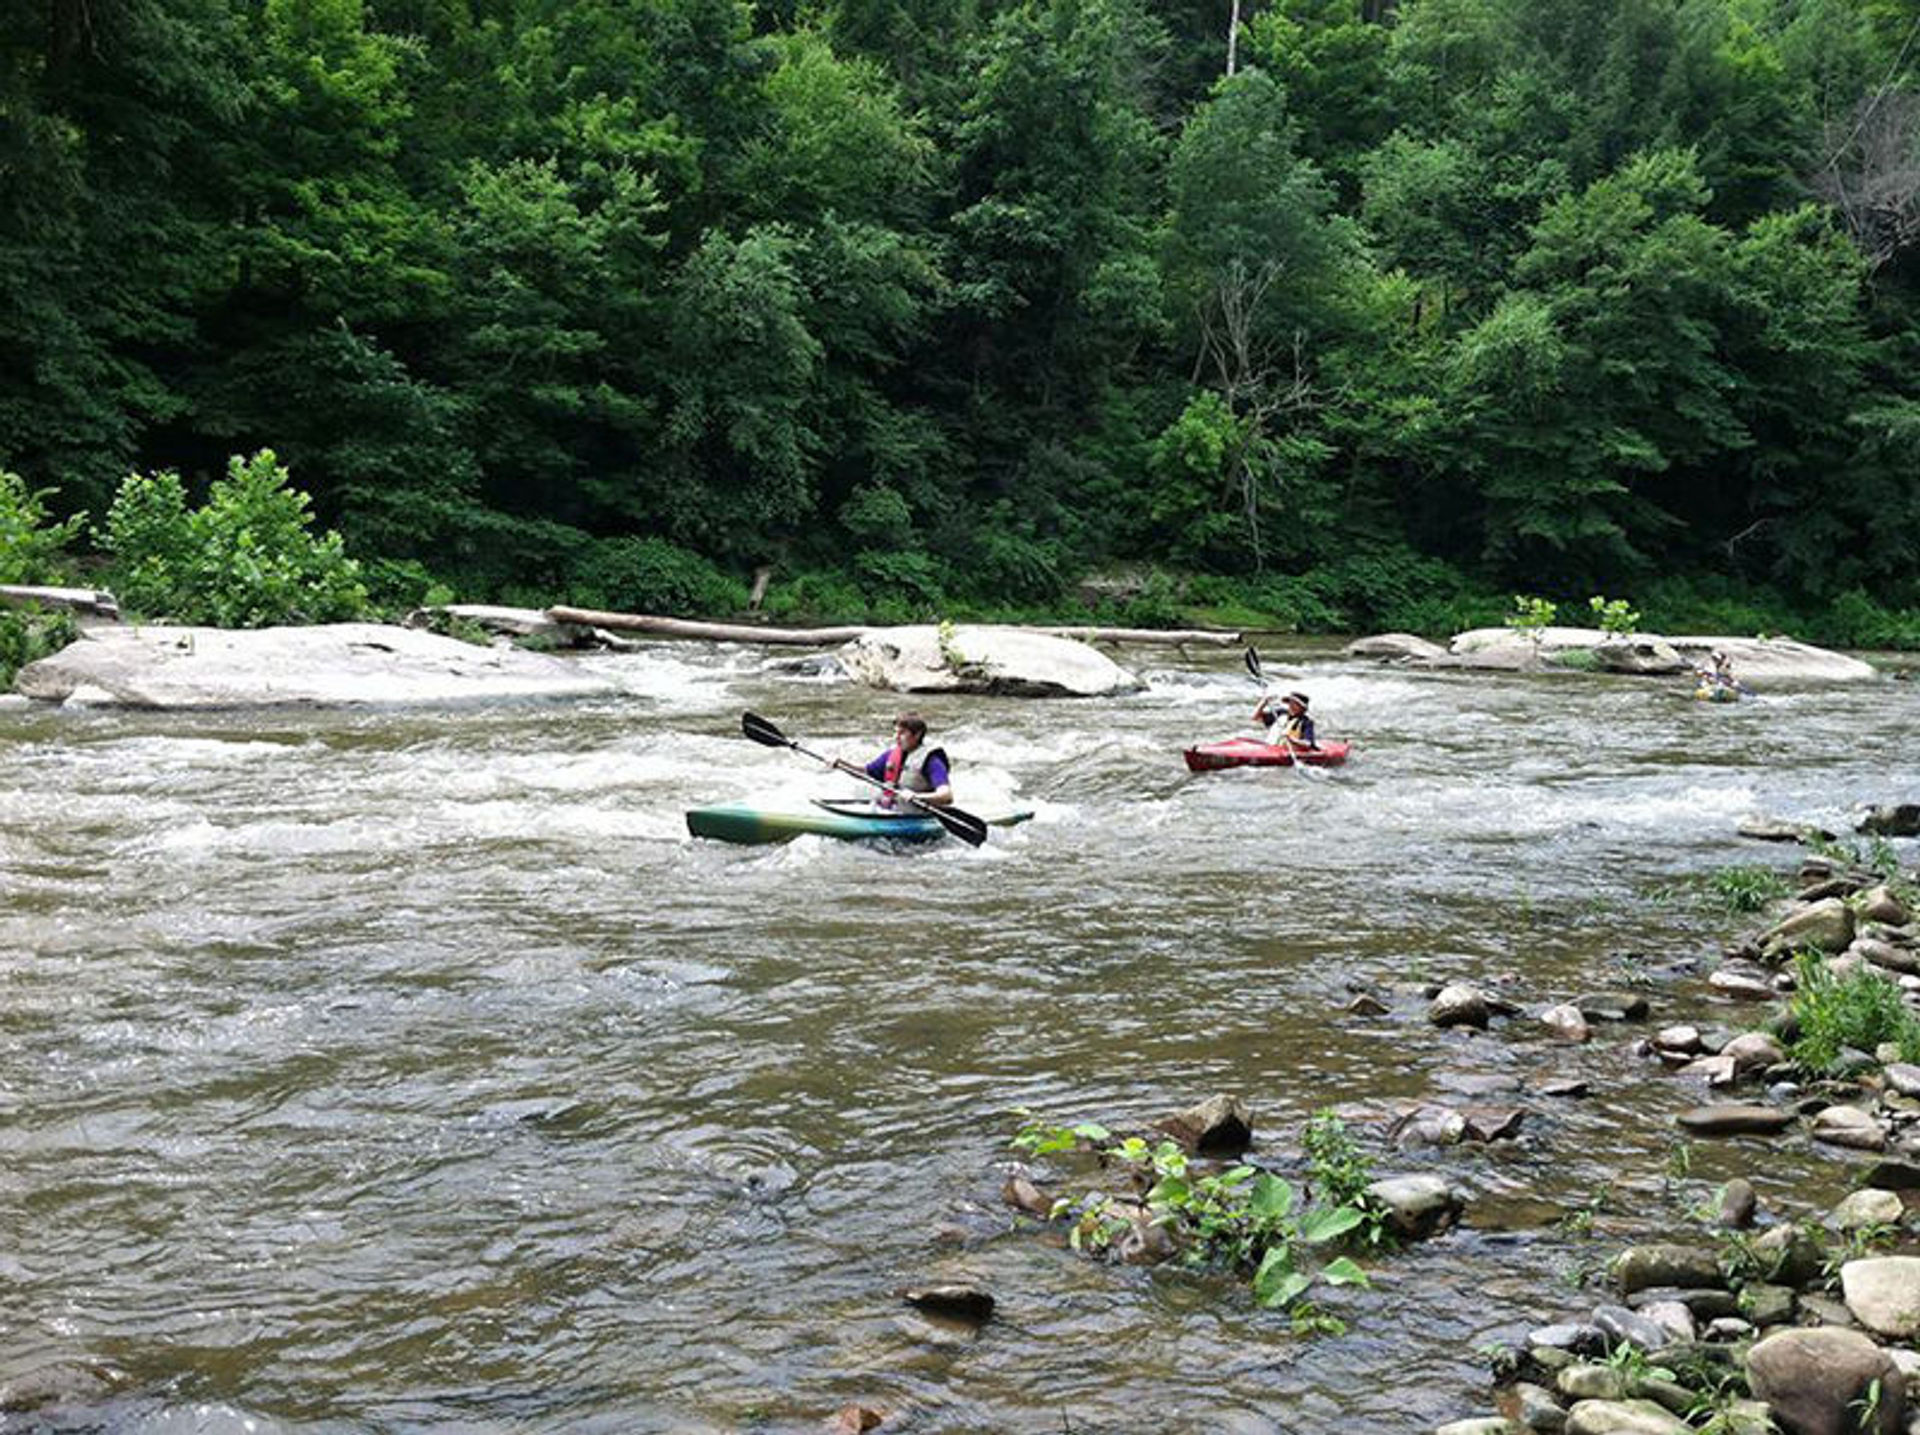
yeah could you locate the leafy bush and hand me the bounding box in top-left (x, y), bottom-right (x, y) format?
top-left (1635, 575), bottom-right (1789, 640)
top-left (0, 470), bottom-right (85, 585)
top-left (1010, 1113), bottom-right (1373, 1325)
top-left (761, 569), bottom-right (870, 623)
top-left (1815, 590), bottom-right (1920, 651)
top-left (855, 547), bottom-right (946, 618)
top-left (101, 451), bottom-right (370, 627)
top-left (1117, 568), bottom-right (1185, 628)
top-left (358, 557), bottom-right (455, 615)
top-left (1787, 950), bottom-right (1920, 1073)
top-left (1300, 548), bottom-right (1492, 635)
top-left (567, 536), bottom-right (747, 616)
top-left (964, 523), bottom-right (1067, 606)
top-left (0, 606), bottom-right (79, 688)
top-left (1588, 594), bottom-right (1640, 634)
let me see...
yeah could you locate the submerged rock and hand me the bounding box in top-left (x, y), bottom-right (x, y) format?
top-left (1159, 1093), bottom-right (1254, 1155)
top-left (1856, 804), bottom-right (1920, 838)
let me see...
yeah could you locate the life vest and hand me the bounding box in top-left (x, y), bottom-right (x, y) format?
top-left (882, 744), bottom-right (949, 804)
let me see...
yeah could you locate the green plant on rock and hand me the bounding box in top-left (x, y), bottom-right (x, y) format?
top-left (1588, 594), bottom-right (1641, 635)
top-left (1007, 1115), bottom-right (1374, 1320)
top-left (937, 617), bottom-right (969, 673)
top-left (1708, 866), bottom-right (1793, 915)
top-left (1603, 1341), bottom-right (1676, 1385)
top-left (1717, 1228), bottom-right (1787, 1287)
top-left (1852, 1377), bottom-right (1885, 1430)
top-left (1504, 594), bottom-right (1558, 639)
top-left (1010, 1110), bottom-right (1111, 1157)
top-left (1787, 950), bottom-right (1920, 1074)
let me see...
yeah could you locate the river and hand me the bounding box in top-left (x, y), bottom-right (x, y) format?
top-left (1, 639), bottom-right (1915, 1433)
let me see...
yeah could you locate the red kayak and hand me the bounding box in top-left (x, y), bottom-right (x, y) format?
top-left (1183, 737), bottom-right (1352, 772)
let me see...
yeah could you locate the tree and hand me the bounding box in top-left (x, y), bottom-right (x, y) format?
top-left (1159, 69), bottom-right (1361, 569)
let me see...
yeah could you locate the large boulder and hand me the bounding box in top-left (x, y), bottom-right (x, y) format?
top-left (14, 622), bottom-right (619, 709)
top-left (1669, 636), bottom-right (1878, 683)
top-left (1345, 632), bottom-right (1448, 662)
top-left (836, 625), bottom-right (1145, 698)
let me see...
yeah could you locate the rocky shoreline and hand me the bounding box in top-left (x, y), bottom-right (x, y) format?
top-left (1434, 818), bottom-right (1920, 1434)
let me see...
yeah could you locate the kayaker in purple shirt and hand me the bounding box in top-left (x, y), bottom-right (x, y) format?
top-left (835, 711), bottom-right (953, 809)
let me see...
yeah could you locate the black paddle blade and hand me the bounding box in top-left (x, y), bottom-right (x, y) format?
top-left (1244, 647), bottom-right (1263, 684)
top-left (915, 799), bottom-right (988, 847)
top-left (741, 710), bottom-right (792, 748)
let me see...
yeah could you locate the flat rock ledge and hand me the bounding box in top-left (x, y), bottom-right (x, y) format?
top-left (1355, 628), bottom-right (1876, 682)
top-left (14, 623), bottom-right (619, 709)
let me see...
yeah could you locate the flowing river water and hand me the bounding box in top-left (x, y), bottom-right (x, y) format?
top-left (1, 638), bottom-right (1916, 1434)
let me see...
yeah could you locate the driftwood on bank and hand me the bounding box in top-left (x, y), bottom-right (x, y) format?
top-left (545, 606), bottom-right (1239, 647)
top-left (0, 584), bottom-right (121, 620)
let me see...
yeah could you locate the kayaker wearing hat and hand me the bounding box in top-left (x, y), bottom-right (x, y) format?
top-left (1253, 691), bottom-right (1316, 751)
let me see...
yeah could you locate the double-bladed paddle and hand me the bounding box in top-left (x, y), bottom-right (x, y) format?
top-left (1243, 646), bottom-right (1320, 778)
top-left (740, 710), bottom-right (990, 847)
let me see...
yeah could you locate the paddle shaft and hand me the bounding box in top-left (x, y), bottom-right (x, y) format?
top-left (740, 712), bottom-right (989, 846)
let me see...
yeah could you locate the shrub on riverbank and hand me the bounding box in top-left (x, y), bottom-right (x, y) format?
top-left (0, 471), bottom-right (83, 587)
top-left (0, 607), bottom-right (78, 689)
top-left (101, 451), bottom-right (370, 628)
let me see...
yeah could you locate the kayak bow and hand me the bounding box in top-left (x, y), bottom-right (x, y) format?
top-left (1183, 737), bottom-right (1352, 773)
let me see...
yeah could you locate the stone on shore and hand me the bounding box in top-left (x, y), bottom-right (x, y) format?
top-left (1746, 1325), bottom-right (1904, 1435)
top-left (14, 622), bottom-right (619, 709)
top-left (1842, 1257), bottom-right (1920, 1339)
top-left (1562, 1397), bottom-right (1690, 1433)
top-left (1675, 1104), bottom-right (1795, 1138)
top-left (835, 625), bottom-right (1145, 698)
top-left (1611, 1245), bottom-right (1724, 1294)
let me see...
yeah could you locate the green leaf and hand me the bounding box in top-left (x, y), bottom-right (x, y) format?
top-left (1253, 1250), bottom-right (1312, 1308)
top-left (1319, 1256), bottom-right (1371, 1288)
top-left (1249, 1174), bottom-right (1296, 1220)
top-left (1298, 1205), bottom-right (1367, 1244)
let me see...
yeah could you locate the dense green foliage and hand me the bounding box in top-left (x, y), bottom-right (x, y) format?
top-left (0, 471), bottom-right (85, 586)
top-left (102, 450), bottom-right (371, 625)
top-left (0, 607), bottom-right (79, 690)
top-left (4, 0), bottom-right (1919, 634)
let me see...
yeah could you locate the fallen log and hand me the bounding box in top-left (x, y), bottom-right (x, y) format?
top-left (1038, 625), bottom-right (1240, 646)
top-left (546, 608), bottom-right (868, 645)
top-left (545, 606), bottom-right (1240, 647)
top-left (0, 584), bottom-right (121, 619)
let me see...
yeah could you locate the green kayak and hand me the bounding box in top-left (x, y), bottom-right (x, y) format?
top-left (686, 798), bottom-right (1034, 846)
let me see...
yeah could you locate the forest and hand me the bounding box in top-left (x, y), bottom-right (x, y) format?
top-left (3, 0), bottom-right (1919, 642)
